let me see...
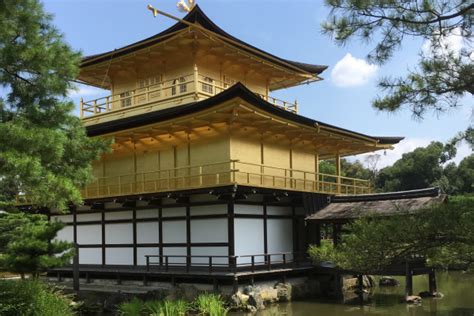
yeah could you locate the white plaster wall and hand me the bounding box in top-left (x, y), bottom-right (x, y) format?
top-left (235, 218), bottom-right (264, 264)
top-left (105, 223), bottom-right (133, 244)
top-left (234, 204), bottom-right (263, 215)
top-left (51, 215), bottom-right (73, 223)
top-left (191, 247), bottom-right (228, 265)
top-left (267, 206), bottom-right (292, 216)
top-left (77, 213), bottom-right (101, 222)
top-left (77, 225), bottom-right (101, 245)
top-left (137, 222), bottom-right (159, 243)
top-left (105, 211), bottom-right (133, 220)
top-left (162, 221), bottom-right (186, 243)
top-left (55, 225), bottom-right (73, 243)
top-left (267, 219), bottom-right (293, 260)
top-left (79, 248), bottom-right (102, 265)
top-left (137, 247), bottom-right (160, 266)
top-left (162, 207), bottom-right (186, 217)
top-left (136, 209), bottom-right (159, 219)
top-left (163, 247), bottom-right (187, 264)
top-left (191, 219), bottom-right (227, 243)
top-left (190, 204), bottom-right (227, 216)
top-left (105, 247), bottom-right (133, 265)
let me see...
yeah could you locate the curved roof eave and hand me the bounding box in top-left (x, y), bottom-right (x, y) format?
top-left (81, 5), bottom-right (328, 76)
top-left (86, 82), bottom-right (404, 147)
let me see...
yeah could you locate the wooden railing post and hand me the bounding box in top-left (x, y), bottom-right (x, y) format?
top-left (335, 154), bottom-right (341, 194)
top-left (80, 98), bottom-right (84, 118)
top-left (146, 256), bottom-right (150, 272)
top-left (193, 64), bottom-right (199, 100)
top-left (209, 256), bottom-right (213, 274)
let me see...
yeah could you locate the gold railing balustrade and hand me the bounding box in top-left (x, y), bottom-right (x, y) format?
top-left (80, 70), bottom-right (298, 118)
top-left (81, 160), bottom-right (371, 199)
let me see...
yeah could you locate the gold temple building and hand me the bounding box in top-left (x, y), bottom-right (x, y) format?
top-left (51, 6), bottom-right (403, 286)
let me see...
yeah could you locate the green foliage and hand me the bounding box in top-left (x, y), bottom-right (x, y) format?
top-left (118, 297), bottom-right (144, 316)
top-left (158, 300), bottom-right (188, 316)
top-left (322, 0), bottom-right (473, 118)
top-left (0, 279), bottom-right (74, 316)
top-left (308, 240), bottom-right (336, 265)
top-left (193, 293), bottom-right (228, 316)
top-left (0, 0), bottom-right (109, 211)
top-left (308, 196), bottom-right (474, 272)
top-left (117, 294), bottom-right (227, 316)
top-left (0, 212), bottom-right (73, 278)
top-left (376, 141), bottom-right (455, 192)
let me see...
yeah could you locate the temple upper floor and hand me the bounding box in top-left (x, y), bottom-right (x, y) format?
top-left (77, 6), bottom-right (326, 125)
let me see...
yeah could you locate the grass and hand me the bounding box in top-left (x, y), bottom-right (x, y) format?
top-left (117, 293), bottom-right (227, 316)
top-left (0, 279), bottom-right (74, 316)
top-left (193, 294), bottom-right (228, 316)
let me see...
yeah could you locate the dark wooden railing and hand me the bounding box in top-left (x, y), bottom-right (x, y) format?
top-left (145, 252), bottom-right (307, 274)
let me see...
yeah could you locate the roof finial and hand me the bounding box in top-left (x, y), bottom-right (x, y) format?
top-left (177, 0), bottom-right (196, 13)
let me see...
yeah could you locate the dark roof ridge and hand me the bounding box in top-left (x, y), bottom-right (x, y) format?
top-left (81, 5), bottom-right (328, 75)
top-left (331, 187), bottom-right (441, 203)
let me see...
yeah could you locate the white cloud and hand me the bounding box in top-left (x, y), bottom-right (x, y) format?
top-left (422, 27), bottom-right (465, 57)
top-left (330, 53), bottom-right (378, 87)
top-left (359, 138), bottom-right (431, 169)
top-left (68, 84), bottom-right (108, 98)
top-left (350, 137), bottom-right (472, 170)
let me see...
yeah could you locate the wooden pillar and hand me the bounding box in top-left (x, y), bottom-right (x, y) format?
top-left (132, 209), bottom-right (137, 266)
top-left (332, 223), bottom-right (340, 246)
top-left (315, 223), bottom-right (321, 247)
top-left (101, 209), bottom-right (106, 266)
top-left (263, 204), bottom-right (268, 255)
top-left (186, 204), bottom-right (191, 269)
top-left (72, 206), bottom-right (80, 292)
top-left (357, 274), bottom-right (364, 303)
top-left (429, 268), bottom-right (437, 294)
top-left (405, 261), bottom-right (413, 297)
top-left (315, 153), bottom-right (320, 191)
top-left (335, 154), bottom-right (341, 194)
top-left (228, 201), bottom-right (235, 269)
top-left (158, 207), bottom-right (163, 266)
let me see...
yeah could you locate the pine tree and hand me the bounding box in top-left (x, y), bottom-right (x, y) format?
top-left (0, 0), bottom-right (109, 211)
top-left (322, 0), bottom-right (473, 118)
top-left (0, 212), bottom-right (73, 278)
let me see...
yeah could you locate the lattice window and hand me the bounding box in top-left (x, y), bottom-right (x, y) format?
top-left (172, 77), bottom-right (187, 95)
top-left (201, 76), bottom-right (214, 94)
top-left (120, 91), bottom-right (132, 107)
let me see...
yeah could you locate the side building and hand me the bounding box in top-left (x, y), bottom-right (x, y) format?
top-left (50, 6), bottom-right (403, 286)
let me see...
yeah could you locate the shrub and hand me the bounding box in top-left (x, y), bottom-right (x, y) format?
top-left (308, 239), bottom-right (336, 265)
top-left (0, 279), bottom-right (74, 316)
top-left (118, 297), bottom-right (144, 316)
top-left (193, 293), bottom-right (228, 316)
top-left (144, 299), bottom-right (188, 316)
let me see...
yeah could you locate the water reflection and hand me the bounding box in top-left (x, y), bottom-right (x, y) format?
top-left (232, 271), bottom-right (474, 316)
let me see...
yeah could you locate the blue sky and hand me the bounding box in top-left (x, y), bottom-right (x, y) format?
top-left (43, 0), bottom-right (472, 168)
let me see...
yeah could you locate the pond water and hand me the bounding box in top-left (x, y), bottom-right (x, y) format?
top-left (231, 271), bottom-right (474, 316)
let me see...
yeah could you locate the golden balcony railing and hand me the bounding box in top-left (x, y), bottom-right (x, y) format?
top-left (80, 67), bottom-right (298, 119)
top-left (81, 160), bottom-right (371, 200)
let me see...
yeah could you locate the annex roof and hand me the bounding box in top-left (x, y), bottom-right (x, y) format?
top-left (306, 187), bottom-right (446, 222)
